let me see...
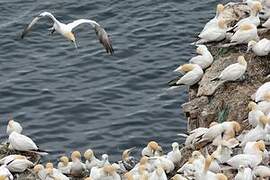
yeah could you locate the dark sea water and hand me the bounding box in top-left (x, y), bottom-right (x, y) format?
top-left (0, 0), bottom-right (229, 162)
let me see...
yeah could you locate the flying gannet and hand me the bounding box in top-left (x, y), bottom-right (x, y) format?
top-left (21, 12), bottom-right (114, 54)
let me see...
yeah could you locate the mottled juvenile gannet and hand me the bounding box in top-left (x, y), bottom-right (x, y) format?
top-left (21, 12), bottom-right (114, 54)
top-left (247, 38), bottom-right (270, 56)
top-left (211, 56), bottom-right (247, 82)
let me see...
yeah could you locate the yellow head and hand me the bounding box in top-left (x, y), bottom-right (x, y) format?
top-left (140, 156), bottom-right (148, 165)
top-left (124, 172), bottom-right (134, 180)
top-left (216, 173), bottom-right (228, 180)
top-left (122, 147), bottom-right (134, 161)
top-left (148, 141), bottom-right (159, 150)
top-left (0, 176), bottom-right (7, 180)
top-left (84, 149), bottom-right (93, 160)
top-left (64, 32), bottom-right (75, 42)
top-left (256, 140), bottom-right (265, 151)
top-left (103, 165), bottom-right (115, 175)
top-left (237, 56), bottom-right (247, 66)
top-left (263, 92), bottom-right (270, 101)
top-left (248, 101), bottom-right (257, 111)
top-left (33, 164), bottom-right (44, 173)
top-left (252, 2), bottom-right (262, 12)
top-left (209, 121), bottom-right (218, 127)
top-left (59, 156), bottom-right (69, 166)
top-left (240, 24), bottom-right (254, 31)
top-left (259, 115), bottom-right (269, 126)
top-left (71, 151), bottom-right (81, 159)
top-left (217, 4), bottom-right (225, 14)
top-left (45, 162), bottom-right (53, 169)
top-left (232, 121), bottom-right (241, 133)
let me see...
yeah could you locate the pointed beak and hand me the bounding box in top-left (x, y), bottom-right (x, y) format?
top-left (73, 40), bottom-right (78, 49)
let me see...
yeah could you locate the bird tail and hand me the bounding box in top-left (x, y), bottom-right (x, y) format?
top-left (168, 77), bottom-right (182, 87)
top-left (29, 149), bottom-right (50, 156)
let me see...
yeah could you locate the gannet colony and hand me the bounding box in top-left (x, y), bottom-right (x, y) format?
top-left (1, 0), bottom-right (270, 179)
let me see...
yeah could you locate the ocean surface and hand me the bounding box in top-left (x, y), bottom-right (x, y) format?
top-left (0, 0), bottom-right (229, 162)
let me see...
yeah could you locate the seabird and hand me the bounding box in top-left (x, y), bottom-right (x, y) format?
top-left (21, 11), bottom-right (114, 54)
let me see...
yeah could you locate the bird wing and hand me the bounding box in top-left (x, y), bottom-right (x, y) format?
top-left (21, 12), bottom-right (56, 39)
top-left (67, 19), bottom-right (114, 55)
top-left (219, 64), bottom-right (244, 80)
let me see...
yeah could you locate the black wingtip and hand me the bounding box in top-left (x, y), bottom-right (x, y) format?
top-left (211, 77), bottom-right (219, 81)
top-left (168, 77), bottom-right (180, 87)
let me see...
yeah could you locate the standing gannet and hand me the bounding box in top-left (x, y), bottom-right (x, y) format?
top-left (84, 149), bottom-right (102, 170)
top-left (189, 45), bottom-right (214, 69)
top-left (70, 151), bottom-right (85, 177)
top-left (211, 56), bottom-right (247, 82)
top-left (197, 19), bottom-right (227, 44)
top-left (254, 82), bottom-right (270, 102)
top-left (200, 4), bottom-right (225, 34)
top-left (240, 115), bottom-right (269, 146)
top-left (232, 2), bottom-right (262, 31)
top-left (57, 156), bottom-right (71, 174)
top-left (254, 165), bottom-right (270, 178)
top-left (170, 64), bottom-right (203, 86)
top-left (21, 12), bottom-right (114, 54)
top-left (247, 38), bottom-right (270, 56)
top-left (6, 118), bottom-right (22, 135)
top-left (142, 141), bottom-right (159, 157)
top-left (8, 131), bottom-right (47, 155)
top-left (234, 165), bottom-right (254, 180)
top-left (248, 102), bottom-right (265, 127)
top-left (230, 23), bottom-right (259, 44)
top-left (167, 142), bottom-right (182, 165)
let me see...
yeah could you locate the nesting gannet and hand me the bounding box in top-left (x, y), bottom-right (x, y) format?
top-left (45, 162), bottom-right (69, 180)
top-left (118, 147), bottom-right (137, 171)
top-left (234, 165), bottom-right (254, 180)
top-left (132, 164), bottom-right (150, 180)
top-left (0, 164), bottom-right (13, 180)
top-left (21, 12), bottom-right (114, 54)
top-left (177, 160), bottom-right (195, 178)
top-left (6, 118), bottom-right (22, 135)
top-left (254, 82), bottom-right (270, 102)
top-left (230, 23), bottom-right (259, 44)
top-left (167, 142), bottom-right (182, 165)
top-left (57, 156), bottom-right (71, 174)
top-left (231, 2), bottom-right (262, 31)
top-left (142, 141), bottom-right (159, 157)
top-left (199, 4), bottom-right (225, 35)
top-left (197, 19), bottom-right (227, 44)
top-left (243, 140), bottom-right (265, 155)
top-left (248, 101), bottom-right (265, 127)
top-left (91, 164), bottom-right (120, 180)
top-left (247, 38), bottom-right (270, 56)
top-left (149, 166), bottom-right (167, 180)
top-left (70, 151), bottom-right (85, 176)
top-left (33, 164), bottom-right (46, 180)
top-left (257, 92), bottom-right (270, 114)
top-left (227, 153), bottom-right (262, 168)
top-left (8, 131), bottom-right (47, 155)
top-left (254, 165), bottom-right (270, 178)
top-left (240, 115), bottom-right (268, 146)
top-left (194, 155), bottom-right (227, 180)
top-left (189, 45), bottom-right (214, 69)
top-left (170, 64), bottom-right (203, 86)
top-left (211, 56), bottom-right (247, 82)
top-left (84, 149), bottom-right (102, 170)
top-left (4, 155), bottom-right (33, 173)
top-left (211, 143), bottom-right (233, 163)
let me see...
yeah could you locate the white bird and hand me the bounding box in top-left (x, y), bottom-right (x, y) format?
top-left (21, 11), bottom-right (114, 54)
top-left (197, 19), bottom-right (227, 44)
top-left (149, 166), bottom-right (167, 180)
top-left (141, 141), bottom-right (159, 157)
top-left (254, 165), bottom-right (270, 179)
top-left (211, 143), bottom-right (233, 163)
top-left (254, 82), bottom-right (270, 102)
top-left (211, 56), bottom-right (247, 82)
top-left (57, 156), bottom-right (71, 174)
top-left (247, 101), bottom-right (265, 127)
top-left (0, 165), bottom-right (13, 180)
top-left (227, 153), bottom-right (262, 168)
top-left (167, 142), bottom-right (181, 165)
top-left (4, 155), bottom-right (33, 173)
top-left (8, 131), bottom-right (47, 155)
top-left (230, 24), bottom-right (259, 44)
top-left (234, 165), bottom-right (254, 180)
top-left (257, 93), bottom-right (270, 114)
top-left (45, 162), bottom-right (69, 180)
top-left (84, 149), bottom-right (102, 170)
top-left (69, 151), bottom-right (85, 177)
top-left (118, 147), bottom-right (137, 171)
top-left (247, 38), bottom-right (270, 56)
top-left (151, 156), bottom-right (174, 174)
top-left (243, 140), bottom-right (265, 155)
top-left (180, 127), bottom-right (209, 146)
top-left (189, 45), bottom-right (213, 69)
top-left (232, 2), bottom-right (262, 31)
top-left (199, 4), bottom-right (225, 35)
top-left (33, 164), bottom-right (46, 180)
top-left (240, 115), bottom-right (269, 146)
top-left (171, 64), bottom-right (203, 86)
top-left (6, 118), bottom-right (22, 135)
